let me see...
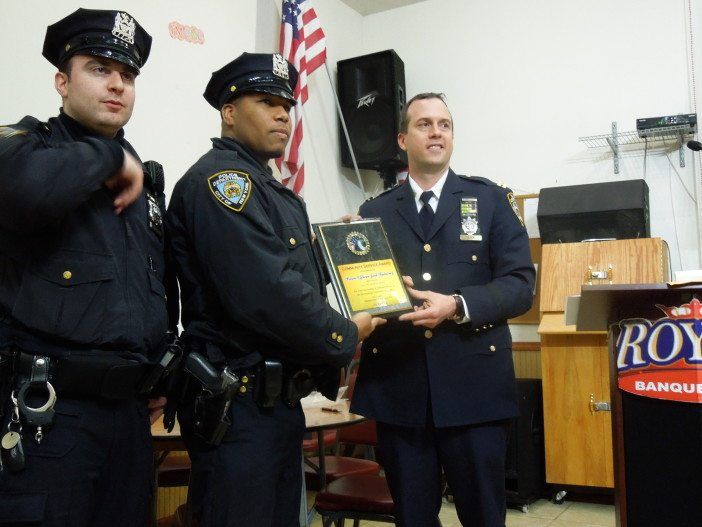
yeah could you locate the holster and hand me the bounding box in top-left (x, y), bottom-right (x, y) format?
top-left (193, 389), bottom-right (235, 446)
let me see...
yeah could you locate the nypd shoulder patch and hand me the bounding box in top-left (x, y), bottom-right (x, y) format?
top-left (208, 170), bottom-right (252, 212)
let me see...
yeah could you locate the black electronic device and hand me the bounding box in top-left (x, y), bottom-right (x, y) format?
top-left (337, 50), bottom-right (407, 171)
top-left (505, 379), bottom-right (545, 511)
top-left (636, 113), bottom-right (697, 138)
top-left (537, 180), bottom-right (650, 244)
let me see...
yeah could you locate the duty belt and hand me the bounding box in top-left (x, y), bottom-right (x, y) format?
top-left (1, 349), bottom-right (152, 400)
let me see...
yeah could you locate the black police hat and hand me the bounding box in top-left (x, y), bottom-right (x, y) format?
top-left (203, 52), bottom-right (299, 109)
top-left (43, 8), bottom-right (152, 72)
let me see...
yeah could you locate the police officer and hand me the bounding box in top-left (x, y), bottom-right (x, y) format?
top-left (350, 93), bottom-right (535, 527)
top-left (0, 9), bottom-right (170, 527)
top-left (166, 52), bottom-right (384, 526)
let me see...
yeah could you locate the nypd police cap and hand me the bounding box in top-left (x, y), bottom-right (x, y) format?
top-left (204, 52), bottom-right (299, 109)
top-left (43, 8), bottom-right (152, 72)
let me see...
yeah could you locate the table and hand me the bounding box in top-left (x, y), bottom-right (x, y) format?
top-left (150, 400), bottom-right (366, 526)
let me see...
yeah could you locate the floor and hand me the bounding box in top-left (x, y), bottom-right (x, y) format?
top-left (309, 498), bottom-right (616, 527)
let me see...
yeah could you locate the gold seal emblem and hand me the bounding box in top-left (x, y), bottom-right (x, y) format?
top-left (345, 231), bottom-right (370, 256)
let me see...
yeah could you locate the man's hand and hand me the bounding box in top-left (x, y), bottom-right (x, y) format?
top-left (104, 149), bottom-right (144, 214)
top-left (340, 214), bottom-right (362, 223)
top-left (351, 311), bottom-right (387, 341)
top-left (398, 275), bottom-right (457, 329)
top-left (148, 396), bottom-right (167, 425)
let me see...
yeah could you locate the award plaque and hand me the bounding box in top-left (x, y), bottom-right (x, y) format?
top-left (313, 218), bottom-right (413, 318)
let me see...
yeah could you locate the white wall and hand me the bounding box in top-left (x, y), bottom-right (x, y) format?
top-left (1, 0), bottom-right (258, 198)
top-left (361, 0), bottom-right (702, 274)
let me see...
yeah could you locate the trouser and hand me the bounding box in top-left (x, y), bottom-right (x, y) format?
top-left (0, 395), bottom-right (153, 526)
top-left (377, 419), bottom-right (509, 527)
top-left (180, 392), bottom-right (305, 527)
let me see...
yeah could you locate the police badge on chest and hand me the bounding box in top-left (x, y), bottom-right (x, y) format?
top-left (146, 193), bottom-right (163, 237)
top-left (460, 197), bottom-right (482, 241)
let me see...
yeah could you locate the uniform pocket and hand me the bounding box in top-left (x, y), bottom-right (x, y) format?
top-left (24, 403), bottom-right (81, 459)
top-left (11, 251), bottom-right (116, 343)
top-left (276, 226), bottom-right (310, 271)
top-left (0, 490), bottom-right (47, 523)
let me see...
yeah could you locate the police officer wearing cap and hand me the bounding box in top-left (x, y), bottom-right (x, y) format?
top-left (0, 8), bottom-right (171, 527)
top-left (166, 52), bottom-right (384, 526)
top-left (350, 93), bottom-right (535, 527)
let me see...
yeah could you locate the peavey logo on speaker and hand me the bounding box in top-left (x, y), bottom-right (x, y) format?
top-left (356, 91), bottom-right (378, 109)
top-left (616, 298), bottom-right (702, 403)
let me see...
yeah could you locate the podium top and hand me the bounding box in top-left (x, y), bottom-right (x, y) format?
top-left (576, 283), bottom-right (702, 331)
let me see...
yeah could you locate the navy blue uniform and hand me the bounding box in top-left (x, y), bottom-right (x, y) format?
top-left (351, 170), bottom-right (535, 526)
top-left (0, 113), bottom-right (169, 525)
top-left (167, 137), bottom-right (357, 526)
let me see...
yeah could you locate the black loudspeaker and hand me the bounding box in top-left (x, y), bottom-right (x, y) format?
top-left (337, 50), bottom-right (407, 170)
top-left (537, 180), bottom-right (650, 244)
top-left (505, 379), bottom-right (545, 510)
top-left (621, 393), bottom-right (702, 526)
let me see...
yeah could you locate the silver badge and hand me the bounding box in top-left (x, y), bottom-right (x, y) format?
top-left (272, 53), bottom-right (289, 80)
top-left (112, 12), bottom-right (136, 45)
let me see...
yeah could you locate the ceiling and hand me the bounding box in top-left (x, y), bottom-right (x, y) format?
top-left (338, 0), bottom-right (428, 16)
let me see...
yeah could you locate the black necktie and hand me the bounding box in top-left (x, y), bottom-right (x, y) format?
top-left (418, 191), bottom-right (435, 238)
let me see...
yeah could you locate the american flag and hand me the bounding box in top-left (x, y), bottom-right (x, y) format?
top-left (278, 0), bottom-right (327, 195)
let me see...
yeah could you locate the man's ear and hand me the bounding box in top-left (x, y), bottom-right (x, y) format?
top-left (397, 132), bottom-right (407, 152)
top-left (55, 72), bottom-right (69, 98)
top-left (221, 102), bottom-right (236, 127)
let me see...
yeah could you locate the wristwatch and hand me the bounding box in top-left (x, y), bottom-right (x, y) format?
top-left (451, 294), bottom-right (465, 321)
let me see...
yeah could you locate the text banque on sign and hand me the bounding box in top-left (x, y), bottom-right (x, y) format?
top-left (616, 298), bottom-right (702, 403)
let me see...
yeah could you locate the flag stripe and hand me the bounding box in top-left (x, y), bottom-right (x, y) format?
top-left (277, 0), bottom-right (327, 196)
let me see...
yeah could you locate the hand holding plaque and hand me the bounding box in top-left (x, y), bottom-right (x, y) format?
top-left (313, 219), bottom-right (413, 318)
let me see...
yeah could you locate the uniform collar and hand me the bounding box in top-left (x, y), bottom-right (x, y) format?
top-left (212, 136), bottom-right (276, 180)
top-left (407, 169), bottom-right (449, 211)
top-left (57, 108), bottom-right (125, 142)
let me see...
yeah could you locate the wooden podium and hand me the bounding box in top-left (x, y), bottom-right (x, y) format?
top-left (537, 239), bottom-right (668, 493)
top-left (577, 284), bottom-right (702, 527)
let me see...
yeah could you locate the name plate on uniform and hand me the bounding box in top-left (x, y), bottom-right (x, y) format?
top-left (313, 219), bottom-right (413, 318)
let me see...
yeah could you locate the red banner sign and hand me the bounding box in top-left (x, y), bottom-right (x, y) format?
top-left (616, 298), bottom-right (702, 403)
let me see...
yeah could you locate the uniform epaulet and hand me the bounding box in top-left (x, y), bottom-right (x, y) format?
top-left (458, 174), bottom-right (512, 191)
top-left (365, 183), bottom-right (401, 202)
top-left (0, 116), bottom-right (49, 141)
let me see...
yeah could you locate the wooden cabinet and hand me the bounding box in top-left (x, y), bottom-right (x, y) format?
top-left (538, 239), bottom-right (668, 489)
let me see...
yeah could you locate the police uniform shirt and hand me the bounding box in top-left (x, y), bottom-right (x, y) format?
top-left (166, 137), bottom-right (357, 397)
top-left (0, 111), bottom-right (168, 355)
top-left (406, 171), bottom-right (469, 323)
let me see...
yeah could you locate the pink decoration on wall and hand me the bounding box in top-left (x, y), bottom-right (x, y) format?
top-left (168, 21), bottom-right (205, 45)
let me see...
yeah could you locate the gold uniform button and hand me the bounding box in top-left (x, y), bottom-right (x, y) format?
top-left (372, 348), bottom-right (378, 354)
top-left (331, 332), bottom-right (338, 340)
top-left (489, 345), bottom-right (496, 352)
top-left (423, 244), bottom-right (432, 253)
top-left (289, 238), bottom-right (297, 246)
top-left (422, 272), bottom-right (432, 281)
top-left (241, 376), bottom-right (249, 384)
top-left (239, 385), bottom-right (247, 394)
top-left (62, 270), bottom-right (72, 280)
top-left (424, 330), bottom-right (433, 339)
top-left (471, 255), bottom-right (478, 262)
top-left (336, 335), bottom-right (343, 343)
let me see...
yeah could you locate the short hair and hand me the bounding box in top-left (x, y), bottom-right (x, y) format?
top-left (58, 57), bottom-right (73, 77)
top-left (398, 92), bottom-right (450, 134)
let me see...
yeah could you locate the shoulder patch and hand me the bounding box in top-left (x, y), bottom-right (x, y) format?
top-left (0, 126), bottom-right (28, 140)
top-left (208, 170), bottom-right (252, 212)
top-left (507, 192), bottom-right (524, 226)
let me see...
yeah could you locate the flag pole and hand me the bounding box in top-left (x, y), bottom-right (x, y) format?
top-left (323, 61), bottom-right (367, 200)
